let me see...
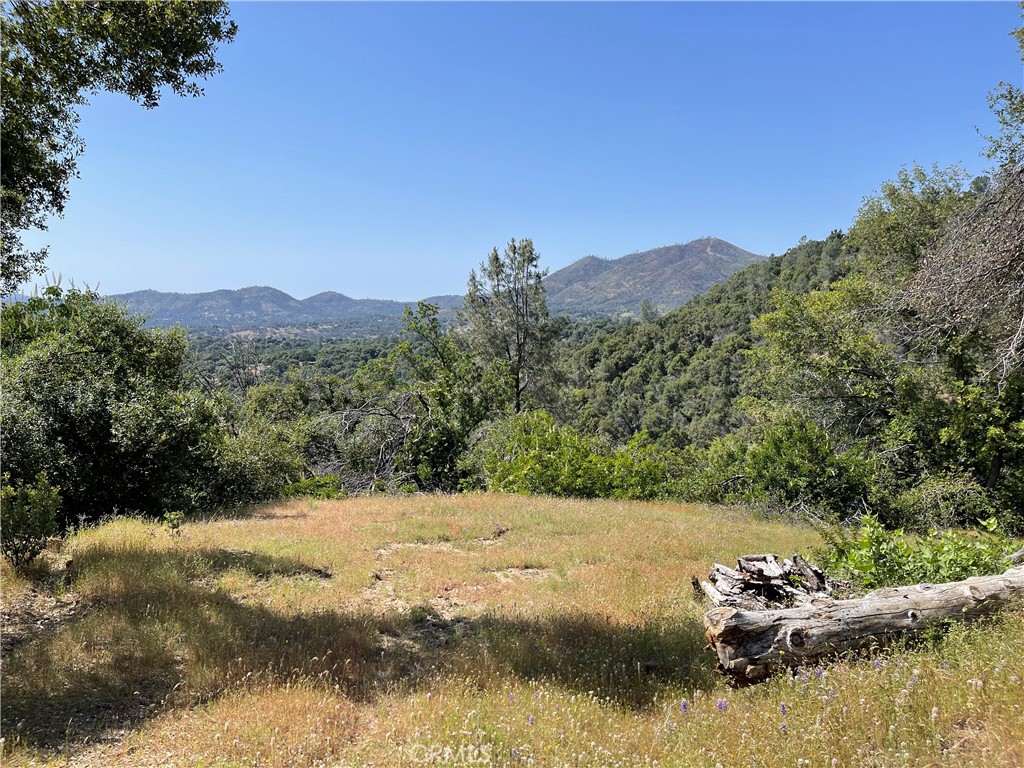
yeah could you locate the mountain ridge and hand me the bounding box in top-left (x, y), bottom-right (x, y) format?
top-left (109, 237), bottom-right (762, 330)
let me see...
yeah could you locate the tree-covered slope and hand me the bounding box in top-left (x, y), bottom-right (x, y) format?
top-left (565, 232), bottom-right (849, 446)
top-left (546, 237), bottom-right (763, 315)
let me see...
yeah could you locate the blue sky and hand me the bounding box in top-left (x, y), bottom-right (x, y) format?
top-left (25, 1), bottom-right (1023, 300)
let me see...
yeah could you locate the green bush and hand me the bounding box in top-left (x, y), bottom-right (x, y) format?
top-left (681, 434), bottom-right (751, 504)
top-left (608, 431), bottom-right (689, 501)
top-left (480, 411), bottom-right (614, 498)
top-left (889, 471), bottom-right (997, 529)
top-left (821, 513), bottom-right (1017, 589)
top-left (1, 288), bottom-right (224, 527)
top-left (211, 421), bottom-right (305, 506)
top-left (475, 413), bottom-right (699, 501)
top-left (743, 418), bottom-right (868, 516)
top-left (1, 472), bottom-right (60, 569)
top-left (282, 475), bottom-right (347, 500)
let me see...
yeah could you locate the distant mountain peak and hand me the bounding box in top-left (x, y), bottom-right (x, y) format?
top-left (545, 237), bottom-right (762, 315)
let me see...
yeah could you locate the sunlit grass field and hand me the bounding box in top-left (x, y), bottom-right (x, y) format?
top-left (1, 494), bottom-right (1021, 767)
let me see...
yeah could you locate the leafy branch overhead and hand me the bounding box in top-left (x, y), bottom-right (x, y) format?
top-left (0, 0), bottom-right (237, 294)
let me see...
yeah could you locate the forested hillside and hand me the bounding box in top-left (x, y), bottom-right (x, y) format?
top-left (564, 232), bottom-right (848, 446)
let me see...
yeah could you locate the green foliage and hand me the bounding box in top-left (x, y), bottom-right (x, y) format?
top-left (567, 232), bottom-right (849, 448)
top-left (743, 417), bottom-right (868, 516)
top-left (211, 418), bottom-right (305, 506)
top-left (163, 509), bottom-right (185, 536)
top-left (478, 411), bottom-right (613, 498)
top-left (1, 288), bottom-right (300, 526)
top-left (2, 287), bottom-right (227, 527)
top-left (981, 3), bottom-right (1024, 167)
top-left (888, 472), bottom-right (998, 530)
top-left (282, 475), bottom-right (347, 500)
top-left (821, 514), bottom-right (1017, 589)
top-left (461, 238), bottom-right (563, 414)
top-left (394, 302), bottom-right (510, 491)
top-left (0, 471), bottom-right (59, 569)
top-left (845, 163), bottom-right (974, 278)
top-left (607, 432), bottom-right (687, 501)
top-left (474, 412), bottom-right (693, 501)
top-left (745, 163), bottom-right (1024, 529)
top-left (1, 0), bottom-right (237, 293)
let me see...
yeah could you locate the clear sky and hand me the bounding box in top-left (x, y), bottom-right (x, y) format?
top-left (24, 1), bottom-right (1023, 300)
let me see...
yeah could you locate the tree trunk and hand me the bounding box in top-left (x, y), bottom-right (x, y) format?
top-left (702, 564), bottom-right (1024, 686)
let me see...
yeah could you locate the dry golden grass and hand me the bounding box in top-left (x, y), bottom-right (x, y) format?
top-left (1, 493), bottom-right (1021, 767)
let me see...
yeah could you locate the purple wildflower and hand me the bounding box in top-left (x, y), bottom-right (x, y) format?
top-left (780, 702), bottom-right (788, 717)
top-left (528, 715), bottom-right (535, 726)
top-left (780, 721), bottom-right (788, 735)
top-left (509, 692), bottom-right (514, 701)
top-left (680, 699), bottom-right (689, 714)
top-left (716, 699), bottom-right (728, 713)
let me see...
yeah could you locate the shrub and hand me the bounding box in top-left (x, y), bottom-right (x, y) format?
top-left (743, 417), bottom-right (869, 516)
top-left (821, 513), bottom-right (1017, 589)
top-left (210, 421), bottom-right (305, 506)
top-left (1, 288), bottom-right (224, 527)
top-left (890, 471), bottom-right (997, 529)
top-left (478, 411), bottom-right (614, 498)
top-left (1, 472), bottom-right (60, 569)
top-left (608, 431), bottom-right (689, 501)
top-left (682, 434), bottom-right (751, 503)
top-left (282, 475), bottom-right (347, 500)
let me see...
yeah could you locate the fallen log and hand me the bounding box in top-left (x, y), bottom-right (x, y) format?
top-left (702, 562), bottom-right (1024, 686)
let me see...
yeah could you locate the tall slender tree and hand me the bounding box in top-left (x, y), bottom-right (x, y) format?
top-left (460, 238), bottom-right (560, 414)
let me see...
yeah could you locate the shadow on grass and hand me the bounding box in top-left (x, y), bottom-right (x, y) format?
top-left (1, 542), bottom-right (713, 751)
top-left (450, 611), bottom-right (715, 709)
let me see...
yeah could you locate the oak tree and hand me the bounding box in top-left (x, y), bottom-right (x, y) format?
top-left (1, 0), bottom-right (237, 293)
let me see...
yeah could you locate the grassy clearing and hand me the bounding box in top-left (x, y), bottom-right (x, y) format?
top-left (1, 493), bottom-right (1021, 766)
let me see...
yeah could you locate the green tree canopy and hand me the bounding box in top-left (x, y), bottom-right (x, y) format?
top-left (460, 238), bottom-right (562, 414)
top-left (1, 0), bottom-right (237, 294)
top-left (1, 287), bottom-right (223, 527)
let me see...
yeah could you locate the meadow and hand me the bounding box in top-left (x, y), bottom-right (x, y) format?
top-left (1, 494), bottom-right (1022, 767)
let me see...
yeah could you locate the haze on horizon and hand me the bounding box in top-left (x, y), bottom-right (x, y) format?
top-left (20, 2), bottom-right (1022, 301)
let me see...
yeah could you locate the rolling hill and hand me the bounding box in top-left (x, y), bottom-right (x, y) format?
top-left (108, 237), bottom-right (761, 331)
top-left (110, 287), bottom-right (462, 330)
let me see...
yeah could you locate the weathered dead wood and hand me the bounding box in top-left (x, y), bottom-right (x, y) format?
top-left (698, 554), bottom-right (834, 611)
top-left (703, 564), bottom-right (1024, 686)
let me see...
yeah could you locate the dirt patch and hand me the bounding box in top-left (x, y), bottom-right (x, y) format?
top-left (1, 587), bottom-right (86, 659)
top-left (475, 522), bottom-right (511, 547)
top-left (354, 543), bottom-right (482, 658)
top-left (373, 541), bottom-right (459, 557)
top-left (1, 555), bottom-right (88, 662)
top-left (487, 566), bottom-right (551, 583)
top-left (362, 568), bottom-right (410, 614)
